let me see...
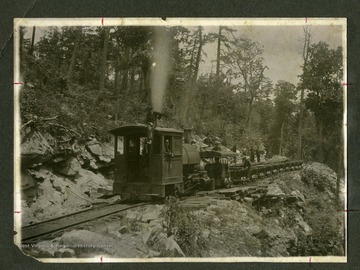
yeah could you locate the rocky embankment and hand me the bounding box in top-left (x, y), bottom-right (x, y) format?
top-left (20, 129), bottom-right (116, 225)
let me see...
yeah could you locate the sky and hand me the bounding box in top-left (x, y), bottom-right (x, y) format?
top-left (23, 20), bottom-right (344, 87)
top-left (199, 25), bottom-right (343, 85)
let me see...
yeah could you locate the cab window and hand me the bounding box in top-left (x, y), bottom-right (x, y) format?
top-left (127, 136), bottom-right (138, 154)
top-left (116, 136), bottom-right (124, 155)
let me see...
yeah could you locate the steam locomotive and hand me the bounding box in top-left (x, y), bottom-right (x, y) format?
top-left (109, 124), bottom-right (302, 199)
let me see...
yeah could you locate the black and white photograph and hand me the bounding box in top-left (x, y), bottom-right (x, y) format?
top-left (14, 18), bottom-right (346, 262)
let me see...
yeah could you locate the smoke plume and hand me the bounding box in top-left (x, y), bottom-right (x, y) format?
top-left (150, 27), bottom-right (170, 114)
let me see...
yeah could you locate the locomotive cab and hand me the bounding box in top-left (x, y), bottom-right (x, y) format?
top-left (109, 124), bottom-right (184, 199)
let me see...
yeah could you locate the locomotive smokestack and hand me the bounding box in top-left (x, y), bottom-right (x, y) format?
top-left (183, 128), bottom-right (192, 144)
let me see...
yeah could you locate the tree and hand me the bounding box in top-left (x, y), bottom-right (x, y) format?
top-left (223, 36), bottom-right (270, 128)
top-left (99, 27), bottom-right (111, 92)
top-left (297, 26), bottom-right (311, 159)
top-left (207, 26), bottom-right (236, 77)
top-left (270, 81), bottom-right (297, 156)
top-left (66, 27), bottom-right (82, 81)
top-left (301, 42), bottom-right (343, 164)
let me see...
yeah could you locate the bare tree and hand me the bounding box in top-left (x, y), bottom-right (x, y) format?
top-left (297, 26), bottom-right (311, 159)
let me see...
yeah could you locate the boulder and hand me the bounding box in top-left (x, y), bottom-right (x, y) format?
top-left (286, 190), bottom-right (305, 204)
top-left (102, 143), bottom-right (114, 158)
top-left (21, 131), bottom-right (54, 166)
top-left (54, 248), bottom-right (76, 258)
top-left (245, 225), bottom-right (262, 235)
top-left (161, 235), bottom-right (185, 257)
top-left (243, 197), bottom-right (254, 204)
top-left (98, 155), bottom-right (112, 163)
top-left (86, 139), bottom-right (103, 156)
top-left (118, 226), bottom-right (129, 234)
top-left (28, 167), bottom-right (52, 182)
top-left (141, 205), bottom-right (162, 223)
top-left (21, 169), bottom-right (35, 190)
top-left (59, 230), bottom-right (116, 256)
top-left (142, 226), bottom-right (164, 247)
top-left (55, 157), bottom-right (81, 176)
top-left (32, 240), bottom-right (59, 257)
top-left (265, 183), bottom-right (285, 198)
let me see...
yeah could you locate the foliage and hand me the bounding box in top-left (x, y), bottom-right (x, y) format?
top-left (19, 25), bottom-right (343, 169)
top-left (162, 197), bottom-right (207, 256)
top-left (268, 81), bottom-right (297, 157)
top-left (301, 42), bottom-right (343, 168)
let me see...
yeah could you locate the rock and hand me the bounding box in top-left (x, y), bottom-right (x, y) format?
top-left (54, 248), bottom-right (76, 258)
top-left (56, 157), bottom-right (81, 176)
top-left (28, 167), bottom-right (51, 182)
top-left (98, 155), bottom-right (112, 163)
top-left (148, 249), bottom-right (161, 257)
top-left (142, 212), bottom-right (159, 223)
top-left (265, 183), bottom-right (285, 198)
top-left (33, 240), bottom-right (59, 257)
top-left (243, 197), bottom-right (254, 204)
top-left (118, 226), bottom-right (129, 234)
top-left (86, 139), bottom-right (103, 156)
top-left (21, 169), bottom-right (35, 190)
top-left (102, 143), bottom-right (114, 158)
top-left (51, 177), bottom-right (66, 193)
top-left (142, 227), bottom-right (164, 247)
top-left (21, 131), bottom-right (54, 167)
top-left (202, 229), bottom-right (210, 239)
top-left (59, 230), bottom-right (116, 256)
top-left (89, 160), bottom-right (98, 170)
top-left (287, 190), bottom-right (305, 204)
top-left (161, 235), bottom-right (185, 257)
top-left (126, 210), bottom-right (141, 222)
top-left (106, 222), bottom-right (123, 238)
top-left (245, 225), bottom-right (262, 235)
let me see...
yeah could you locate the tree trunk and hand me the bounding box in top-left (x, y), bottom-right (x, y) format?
top-left (297, 87), bottom-right (305, 159)
top-left (141, 63), bottom-right (150, 104)
top-left (99, 27), bottom-right (110, 92)
top-left (121, 47), bottom-right (131, 94)
top-left (279, 121), bottom-right (285, 155)
top-left (246, 97), bottom-right (254, 128)
top-left (193, 27), bottom-right (203, 82)
top-left (317, 120), bottom-right (324, 162)
top-left (28, 26), bottom-right (36, 55)
top-left (335, 141), bottom-right (343, 206)
top-left (139, 71), bottom-right (143, 101)
top-left (186, 27), bottom-right (203, 123)
top-left (297, 27), bottom-right (311, 159)
top-left (130, 67), bottom-right (135, 94)
top-left (114, 68), bottom-right (120, 95)
top-left (216, 26), bottom-right (222, 77)
top-left (67, 28), bottom-right (82, 81)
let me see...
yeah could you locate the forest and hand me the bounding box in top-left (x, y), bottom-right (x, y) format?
top-left (19, 25), bottom-right (344, 173)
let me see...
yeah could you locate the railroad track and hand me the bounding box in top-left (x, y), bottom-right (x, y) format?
top-left (21, 202), bottom-right (149, 243)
